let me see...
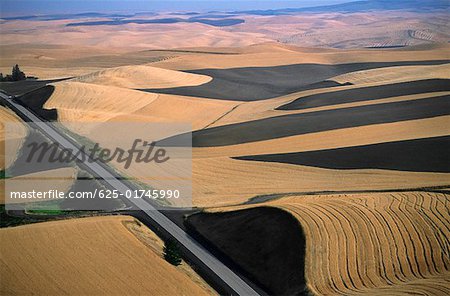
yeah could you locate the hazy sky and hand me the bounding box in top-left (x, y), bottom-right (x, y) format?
top-left (1, 0), bottom-right (351, 16)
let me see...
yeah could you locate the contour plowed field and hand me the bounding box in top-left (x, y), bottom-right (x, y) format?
top-left (267, 192), bottom-right (450, 295)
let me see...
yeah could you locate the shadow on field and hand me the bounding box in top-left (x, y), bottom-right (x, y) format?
top-left (14, 85), bottom-right (57, 121)
top-left (277, 79), bottom-right (450, 110)
top-left (185, 207), bottom-right (308, 295)
top-left (144, 60), bottom-right (449, 101)
top-left (235, 136), bottom-right (450, 173)
top-left (160, 95), bottom-right (450, 147)
top-left (0, 78), bottom-right (67, 96)
top-left (8, 129), bottom-right (70, 176)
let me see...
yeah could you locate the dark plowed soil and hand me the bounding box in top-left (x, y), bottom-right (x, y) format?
top-left (144, 60), bottom-right (449, 101)
top-left (235, 136), bottom-right (450, 173)
top-left (277, 79), bottom-right (450, 110)
top-left (160, 95), bottom-right (450, 147)
top-left (185, 207), bottom-right (307, 295)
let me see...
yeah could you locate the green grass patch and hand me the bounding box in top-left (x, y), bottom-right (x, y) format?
top-left (25, 200), bottom-right (65, 216)
top-left (27, 209), bottom-right (65, 215)
top-left (0, 205), bottom-right (27, 227)
top-left (0, 170), bottom-right (8, 179)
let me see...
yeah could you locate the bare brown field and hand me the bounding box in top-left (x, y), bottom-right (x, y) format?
top-left (188, 92), bottom-right (449, 207)
top-left (0, 42), bottom-right (448, 85)
top-left (0, 11), bottom-right (448, 81)
top-left (1, 6), bottom-right (449, 296)
top-left (210, 192), bottom-right (450, 295)
top-left (203, 88), bottom-right (450, 128)
top-left (182, 80), bottom-right (448, 206)
top-left (0, 216), bottom-right (214, 295)
top-left (0, 43), bottom-right (175, 79)
top-left (0, 19), bottom-right (268, 50)
top-left (24, 44), bottom-right (448, 208)
top-left (0, 18), bottom-right (267, 52)
top-left (193, 116), bottom-right (450, 159)
top-left (1, 11), bottom-right (447, 53)
top-left (235, 11), bottom-right (449, 49)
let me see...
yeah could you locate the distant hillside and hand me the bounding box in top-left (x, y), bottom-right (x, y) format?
top-left (235, 0), bottom-right (449, 15)
top-left (2, 12), bottom-right (136, 21)
top-left (66, 17), bottom-right (245, 27)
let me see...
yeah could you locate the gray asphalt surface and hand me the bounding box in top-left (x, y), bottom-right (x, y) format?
top-left (0, 92), bottom-right (260, 296)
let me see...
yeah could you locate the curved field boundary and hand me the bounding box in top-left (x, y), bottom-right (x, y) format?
top-left (264, 192), bottom-right (450, 295)
top-left (235, 135), bottom-right (450, 173)
top-left (73, 65), bottom-right (212, 89)
top-left (185, 207), bottom-right (307, 295)
top-left (331, 64), bottom-right (450, 85)
top-left (276, 79), bottom-right (450, 111)
top-left (145, 60), bottom-right (449, 101)
top-left (0, 216), bottom-right (212, 295)
top-left (162, 95), bottom-right (450, 147)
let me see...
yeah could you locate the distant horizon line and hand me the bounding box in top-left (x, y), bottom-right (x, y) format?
top-left (0, 0), bottom-right (352, 18)
top-left (1, 0), bottom-right (447, 18)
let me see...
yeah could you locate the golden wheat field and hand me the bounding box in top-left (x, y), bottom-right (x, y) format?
top-left (19, 43), bottom-right (447, 208)
top-left (43, 80), bottom-right (238, 130)
top-left (72, 65), bottom-right (212, 89)
top-left (331, 64), bottom-right (450, 85)
top-left (211, 191), bottom-right (450, 295)
top-left (2, 10), bottom-right (446, 58)
top-left (0, 106), bottom-right (27, 171)
top-left (1, 4), bottom-right (450, 294)
top-left (152, 43), bottom-right (450, 71)
top-left (3, 44), bottom-right (440, 209)
top-left (0, 216), bottom-right (214, 295)
top-left (275, 192), bottom-right (450, 295)
top-left (0, 167), bottom-right (77, 204)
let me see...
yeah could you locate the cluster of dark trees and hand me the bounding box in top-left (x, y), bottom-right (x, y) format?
top-left (163, 239), bottom-right (182, 266)
top-left (0, 65), bottom-right (27, 82)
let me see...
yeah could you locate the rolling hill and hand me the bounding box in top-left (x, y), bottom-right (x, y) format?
top-left (0, 216), bottom-right (214, 295)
